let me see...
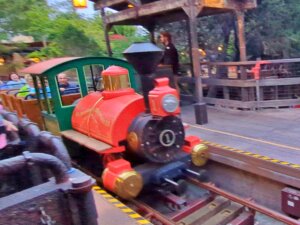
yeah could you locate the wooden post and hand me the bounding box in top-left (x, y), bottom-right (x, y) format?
top-left (101, 8), bottom-right (113, 57)
top-left (183, 0), bottom-right (208, 124)
top-left (186, 19), bottom-right (194, 77)
top-left (144, 23), bottom-right (156, 43)
top-left (235, 10), bottom-right (249, 102)
top-left (235, 10), bottom-right (246, 61)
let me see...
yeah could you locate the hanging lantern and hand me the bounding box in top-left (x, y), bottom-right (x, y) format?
top-left (72, 0), bottom-right (88, 8)
top-left (0, 57), bottom-right (4, 66)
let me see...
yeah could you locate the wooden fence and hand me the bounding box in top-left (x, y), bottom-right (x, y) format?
top-left (199, 58), bottom-right (300, 109)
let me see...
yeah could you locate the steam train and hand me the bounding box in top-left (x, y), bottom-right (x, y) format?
top-left (1, 43), bottom-right (208, 199)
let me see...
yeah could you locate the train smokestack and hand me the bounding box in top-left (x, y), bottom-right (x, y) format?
top-left (123, 42), bottom-right (163, 112)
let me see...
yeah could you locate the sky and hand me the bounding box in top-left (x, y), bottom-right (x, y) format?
top-left (47, 0), bottom-right (96, 17)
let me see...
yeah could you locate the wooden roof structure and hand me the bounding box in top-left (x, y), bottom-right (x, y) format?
top-left (90, 0), bottom-right (257, 124)
top-left (92, 0), bottom-right (256, 26)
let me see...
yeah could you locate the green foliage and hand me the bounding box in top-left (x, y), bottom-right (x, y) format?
top-left (157, 0), bottom-right (300, 61)
top-left (0, 0), bottom-right (145, 60)
top-left (0, 44), bottom-right (11, 54)
top-left (111, 34), bottom-right (149, 59)
top-left (246, 0), bottom-right (300, 58)
top-left (112, 26), bottom-right (137, 37)
top-left (55, 24), bottom-right (104, 56)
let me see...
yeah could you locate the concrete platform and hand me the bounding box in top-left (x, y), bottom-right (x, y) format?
top-left (181, 106), bottom-right (300, 164)
top-left (92, 187), bottom-right (151, 225)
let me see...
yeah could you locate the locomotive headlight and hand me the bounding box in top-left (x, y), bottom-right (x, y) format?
top-left (161, 94), bottom-right (179, 113)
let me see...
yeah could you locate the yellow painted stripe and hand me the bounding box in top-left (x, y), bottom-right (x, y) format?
top-left (244, 152), bottom-right (253, 155)
top-left (189, 124), bottom-right (300, 152)
top-left (137, 220), bottom-right (151, 224)
top-left (108, 198), bottom-right (119, 203)
top-left (129, 214), bottom-right (142, 219)
top-left (101, 194), bottom-right (112, 198)
top-left (280, 162), bottom-right (291, 165)
top-left (270, 159), bottom-right (280, 163)
top-left (260, 156), bottom-right (270, 160)
top-left (114, 203), bottom-right (126, 207)
top-left (121, 208), bottom-right (134, 213)
top-left (92, 186), bottom-right (101, 190)
top-left (93, 186), bottom-right (151, 224)
top-left (291, 165), bottom-right (300, 168)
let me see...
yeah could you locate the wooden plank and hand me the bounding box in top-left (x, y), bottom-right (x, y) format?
top-left (204, 97), bottom-right (254, 108)
top-left (100, 0), bottom-right (128, 7)
top-left (202, 78), bottom-right (255, 87)
top-left (257, 99), bottom-right (300, 108)
top-left (13, 97), bottom-right (24, 118)
top-left (61, 130), bottom-right (112, 153)
top-left (223, 87), bottom-right (230, 100)
top-left (201, 202), bottom-right (244, 225)
top-left (202, 77), bottom-right (300, 87)
top-left (178, 196), bottom-right (230, 225)
top-left (105, 8), bottom-right (138, 24)
top-left (204, 97), bottom-right (300, 108)
top-left (259, 77), bottom-right (300, 86)
top-left (21, 99), bottom-right (45, 129)
top-left (203, 57), bottom-right (300, 66)
top-left (0, 92), bottom-right (9, 110)
top-left (138, 0), bottom-right (186, 16)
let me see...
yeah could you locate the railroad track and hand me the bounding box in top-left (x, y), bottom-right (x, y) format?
top-left (92, 141), bottom-right (300, 225)
top-left (124, 174), bottom-right (300, 225)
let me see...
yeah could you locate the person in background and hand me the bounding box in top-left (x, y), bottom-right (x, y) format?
top-left (159, 31), bottom-right (180, 92)
top-left (57, 73), bottom-right (79, 95)
top-left (7, 73), bottom-right (26, 89)
top-left (17, 75), bottom-right (51, 99)
top-left (17, 75), bottom-right (33, 98)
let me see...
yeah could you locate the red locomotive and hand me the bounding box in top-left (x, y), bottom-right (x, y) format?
top-left (71, 43), bottom-right (207, 199)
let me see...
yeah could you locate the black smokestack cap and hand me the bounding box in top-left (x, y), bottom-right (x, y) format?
top-left (123, 42), bottom-right (164, 113)
top-left (123, 42), bottom-right (163, 75)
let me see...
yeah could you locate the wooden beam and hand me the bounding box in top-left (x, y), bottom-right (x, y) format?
top-left (101, 9), bottom-right (113, 56)
top-left (202, 58), bottom-right (300, 67)
top-left (93, 0), bottom-right (257, 26)
top-left (105, 8), bottom-right (138, 24)
top-left (203, 77), bottom-right (300, 87)
top-left (94, 0), bottom-right (140, 8)
top-left (204, 97), bottom-right (300, 109)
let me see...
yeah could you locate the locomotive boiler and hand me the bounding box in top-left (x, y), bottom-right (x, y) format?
top-left (71, 43), bottom-right (207, 199)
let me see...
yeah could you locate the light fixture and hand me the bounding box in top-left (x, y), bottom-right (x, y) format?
top-left (72, 0), bottom-right (88, 8)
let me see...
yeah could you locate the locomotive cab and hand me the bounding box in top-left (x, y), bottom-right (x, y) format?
top-left (21, 57), bottom-right (137, 135)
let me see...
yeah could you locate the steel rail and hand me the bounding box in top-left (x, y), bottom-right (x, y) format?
top-left (187, 177), bottom-right (300, 225)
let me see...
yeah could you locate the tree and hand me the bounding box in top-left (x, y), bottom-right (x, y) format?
top-left (55, 24), bottom-right (104, 56)
top-left (0, 0), bottom-right (49, 39)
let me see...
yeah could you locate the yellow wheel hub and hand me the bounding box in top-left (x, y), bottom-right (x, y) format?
top-left (115, 171), bottom-right (143, 199)
top-left (191, 144), bottom-right (209, 166)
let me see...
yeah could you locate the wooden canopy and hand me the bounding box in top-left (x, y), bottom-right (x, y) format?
top-left (91, 0), bottom-right (257, 26)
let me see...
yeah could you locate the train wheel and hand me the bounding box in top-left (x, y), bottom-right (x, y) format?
top-left (166, 202), bottom-right (184, 211)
